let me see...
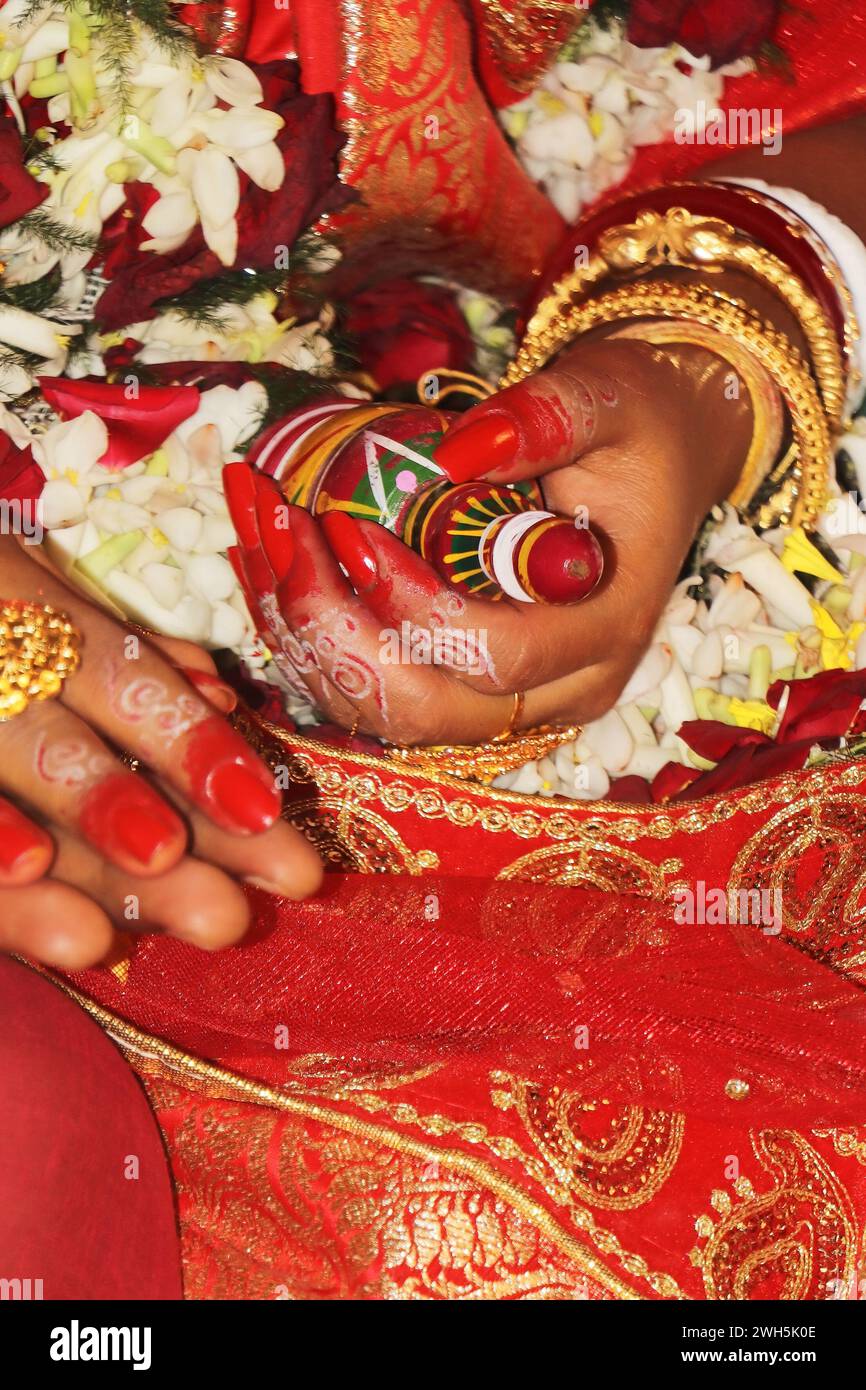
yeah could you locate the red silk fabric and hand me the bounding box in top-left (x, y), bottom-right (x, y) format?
top-left (0, 958), bottom-right (182, 1300)
top-left (62, 869), bottom-right (866, 1131)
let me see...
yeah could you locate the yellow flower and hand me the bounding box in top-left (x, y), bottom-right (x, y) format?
top-left (781, 527), bottom-right (846, 583)
top-left (809, 601), bottom-right (863, 670)
top-left (537, 92), bottom-right (568, 117)
top-left (727, 698), bottom-right (777, 735)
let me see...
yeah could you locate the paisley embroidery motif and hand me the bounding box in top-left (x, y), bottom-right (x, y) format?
top-left (691, 1131), bottom-right (858, 1300)
top-left (728, 795), bottom-right (866, 980)
top-left (492, 1071), bottom-right (685, 1212)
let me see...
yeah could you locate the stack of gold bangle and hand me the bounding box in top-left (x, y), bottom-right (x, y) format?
top-left (506, 279), bottom-right (832, 529)
top-left (504, 204), bottom-right (845, 529)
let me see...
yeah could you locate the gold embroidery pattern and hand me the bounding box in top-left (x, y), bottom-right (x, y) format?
top-left (728, 795), bottom-right (866, 978)
top-left (475, 0), bottom-right (583, 95)
top-left (43, 973), bottom-right (645, 1300)
top-left (497, 841), bottom-right (682, 896)
top-left (330, 0), bottom-right (564, 296)
top-left (243, 715), bottom-right (866, 848)
top-left (691, 1131), bottom-right (858, 1300)
top-left (334, 1084), bottom-right (686, 1297)
top-left (284, 794), bottom-right (438, 875)
top-left (813, 1129), bottom-right (866, 1166)
top-left (492, 1073), bottom-right (685, 1213)
top-left (144, 1073), bottom-right (610, 1300)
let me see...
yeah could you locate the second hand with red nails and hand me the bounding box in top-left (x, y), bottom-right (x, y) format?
top-left (230, 405), bottom-right (604, 606)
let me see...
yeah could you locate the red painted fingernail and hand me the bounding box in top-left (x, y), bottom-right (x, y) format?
top-left (182, 667), bottom-right (238, 714)
top-left (232, 538), bottom-right (273, 602)
top-left (223, 462), bottom-right (260, 550)
top-left (210, 764), bottom-right (280, 831)
top-left (183, 715), bottom-right (281, 833)
top-left (254, 474), bottom-right (294, 582)
top-left (79, 774), bottom-right (185, 866)
top-left (0, 802), bottom-right (51, 872)
top-left (276, 519), bottom-right (321, 606)
top-left (321, 510), bottom-right (378, 593)
top-left (435, 413), bottom-right (519, 483)
top-left (227, 546), bottom-right (270, 633)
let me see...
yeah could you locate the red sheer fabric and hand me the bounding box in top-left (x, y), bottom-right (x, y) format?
top-left (63, 865), bottom-right (866, 1132)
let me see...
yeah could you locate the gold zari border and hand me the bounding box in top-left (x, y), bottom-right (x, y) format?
top-left (255, 719), bottom-right (866, 847)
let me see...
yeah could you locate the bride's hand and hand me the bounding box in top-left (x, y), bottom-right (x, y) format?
top-left (0, 539), bottom-right (322, 970)
top-left (228, 336), bottom-right (751, 744)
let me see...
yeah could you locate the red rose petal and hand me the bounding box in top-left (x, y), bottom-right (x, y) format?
top-left (38, 378), bottom-right (200, 471)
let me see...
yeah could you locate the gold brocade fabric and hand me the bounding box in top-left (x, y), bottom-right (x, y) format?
top-left (325, 0), bottom-right (571, 296)
top-left (471, 0), bottom-right (581, 96)
top-left (55, 985), bottom-right (866, 1301)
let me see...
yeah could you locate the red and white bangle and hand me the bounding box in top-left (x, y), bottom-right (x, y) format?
top-left (719, 178), bottom-right (866, 414)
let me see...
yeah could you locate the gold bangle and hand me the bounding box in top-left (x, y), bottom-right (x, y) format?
top-left (0, 601), bottom-right (81, 721)
top-left (517, 204), bottom-right (846, 427)
top-left (720, 182), bottom-right (862, 416)
top-left (504, 280), bottom-right (832, 529)
top-left (607, 319), bottom-right (785, 512)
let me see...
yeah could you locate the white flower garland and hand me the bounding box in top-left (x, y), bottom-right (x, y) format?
top-left (0, 2), bottom-right (310, 395)
top-left (501, 18), bottom-right (751, 223)
top-left (10, 380), bottom-right (263, 647)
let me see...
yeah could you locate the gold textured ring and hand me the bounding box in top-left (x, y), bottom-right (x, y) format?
top-left (0, 601), bottom-right (81, 721)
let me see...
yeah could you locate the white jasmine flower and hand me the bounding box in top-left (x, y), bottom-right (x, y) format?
top-left (504, 18), bottom-right (737, 224)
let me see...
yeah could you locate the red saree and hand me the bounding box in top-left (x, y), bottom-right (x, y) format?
top-left (49, 712), bottom-right (866, 1300)
top-left (40, 0), bottom-right (866, 1299)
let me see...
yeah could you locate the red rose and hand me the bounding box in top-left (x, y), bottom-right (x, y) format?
top-left (0, 112), bottom-right (48, 228)
top-left (0, 431), bottom-right (42, 505)
top-left (673, 738), bottom-right (814, 800)
top-left (94, 61), bottom-right (354, 330)
top-left (344, 279), bottom-right (474, 390)
top-left (627, 0), bottom-right (690, 50)
top-left (658, 667), bottom-right (866, 803)
top-left (769, 667), bottom-right (866, 745)
top-left (628, 0), bottom-right (780, 68)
